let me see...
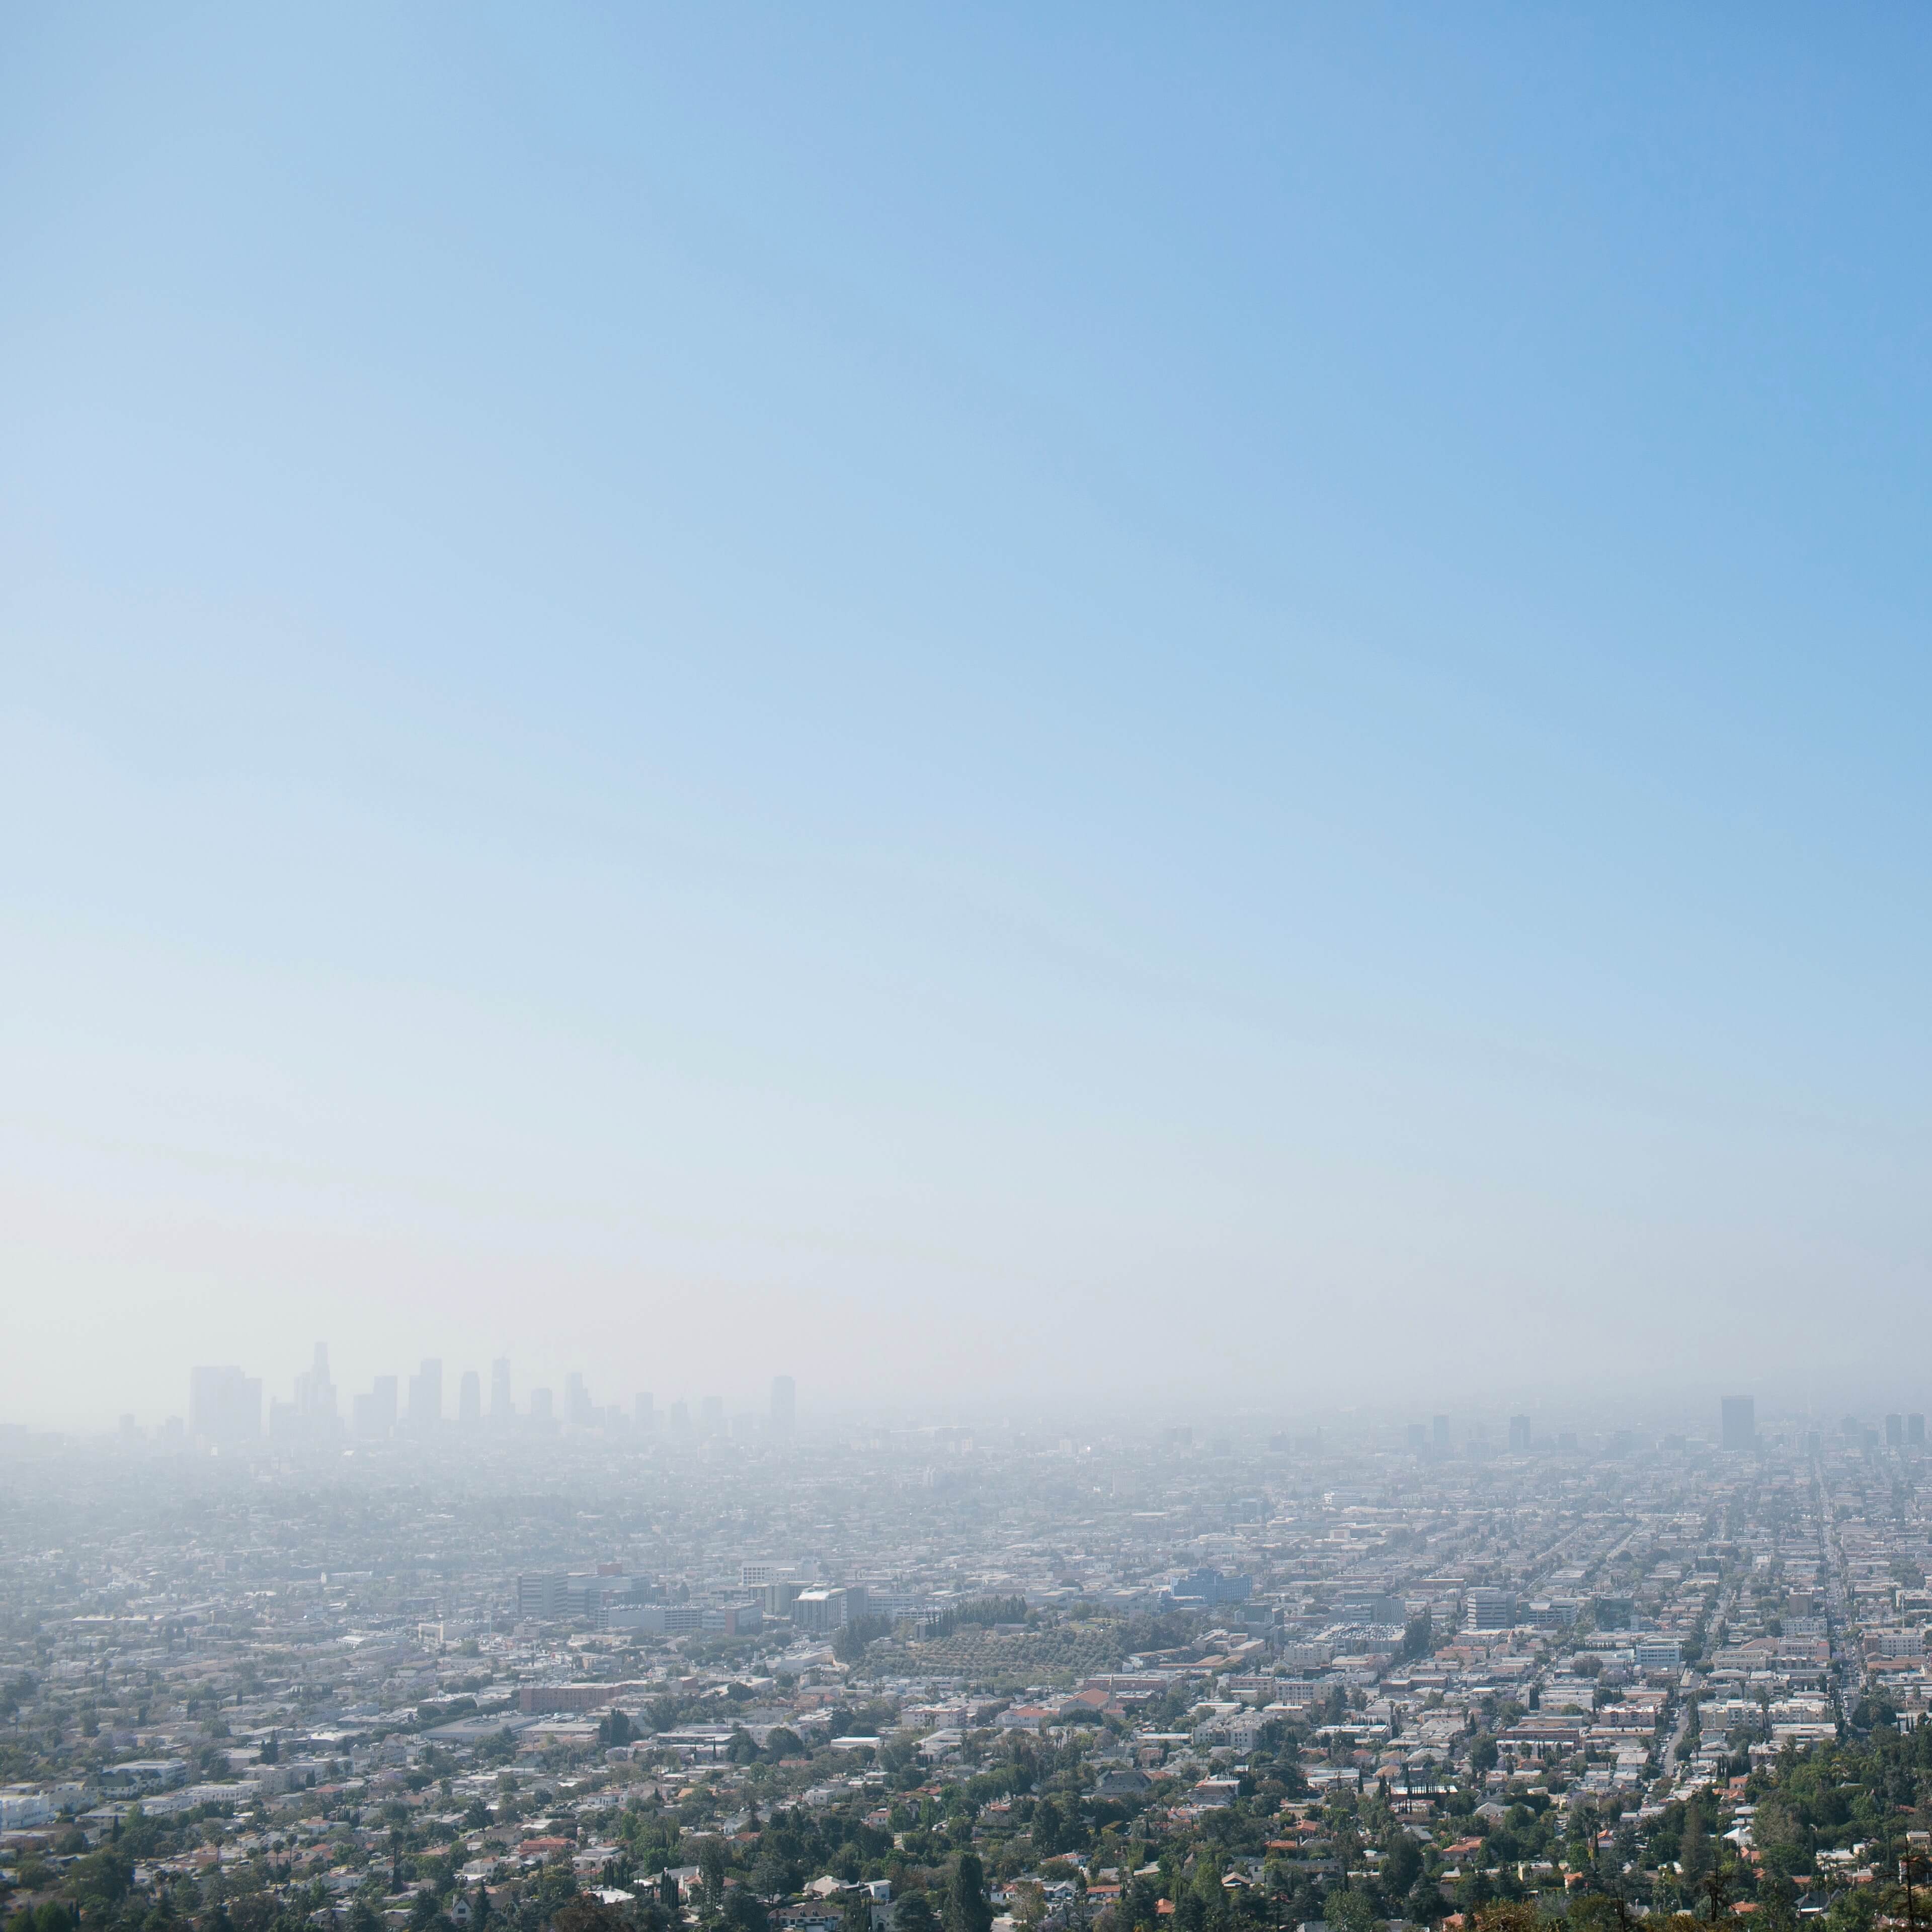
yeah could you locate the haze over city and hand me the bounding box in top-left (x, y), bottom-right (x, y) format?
top-left (18, 19), bottom-right (1932, 1932)
top-left (9, 8), bottom-right (1932, 1432)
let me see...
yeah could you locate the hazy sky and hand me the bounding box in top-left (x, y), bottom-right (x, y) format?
top-left (7, 8), bottom-right (1932, 1429)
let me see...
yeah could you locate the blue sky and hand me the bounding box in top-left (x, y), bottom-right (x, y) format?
top-left (6, 7), bottom-right (1932, 1426)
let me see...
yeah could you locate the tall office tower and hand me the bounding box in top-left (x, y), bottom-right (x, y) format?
top-left (770, 1375), bottom-right (796, 1438)
top-left (1431, 1414), bottom-right (1450, 1450)
top-left (529, 1387), bottom-right (555, 1424)
top-left (669, 1399), bottom-right (691, 1435)
top-left (1887, 1413), bottom-right (1905, 1447)
top-left (1721, 1396), bottom-right (1756, 1452)
top-left (634, 1392), bottom-right (655, 1432)
top-left (353, 1375), bottom-right (398, 1438)
top-left (188, 1366), bottom-right (262, 1445)
top-left (700, 1395), bottom-right (725, 1436)
top-left (1508, 1415), bottom-right (1533, 1453)
top-left (407, 1358), bottom-right (443, 1431)
top-left (1912, 1415), bottom-right (1926, 1447)
top-left (490, 1357), bottom-right (513, 1423)
top-left (516, 1573), bottom-right (567, 1621)
top-left (1406, 1422), bottom-right (1427, 1451)
top-left (295, 1344), bottom-right (337, 1423)
top-left (458, 1370), bottom-right (481, 1425)
top-left (566, 1372), bottom-right (593, 1427)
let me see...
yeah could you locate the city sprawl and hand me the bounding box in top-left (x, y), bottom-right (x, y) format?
top-left (6, 1371), bottom-right (1932, 1932)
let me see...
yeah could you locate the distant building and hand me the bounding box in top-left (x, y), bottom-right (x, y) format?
top-left (518, 1573), bottom-right (568, 1620)
top-left (793, 1585), bottom-right (867, 1632)
top-left (621, 1603), bottom-right (703, 1636)
top-left (634, 1392), bottom-right (655, 1432)
top-left (1913, 1415), bottom-right (1926, 1447)
top-left (1508, 1415), bottom-right (1532, 1453)
top-left (699, 1396), bottom-right (725, 1436)
top-left (1170, 1567), bottom-right (1251, 1606)
top-left (458, 1371), bottom-right (481, 1425)
top-left (1466, 1588), bottom-right (1516, 1631)
top-left (354, 1375), bottom-right (398, 1439)
top-left (189, 1366), bottom-right (262, 1445)
top-left (490, 1357), bottom-right (513, 1423)
top-left (270, 1344), bottom-right (340, 1442)
top-left (529, 1387), bottom-right (555, 1426)
top-left (407, 1358), bottom-right (443, 1431)
top-left (1406, 1423), bottom-right (1426, 1451)
top-left (771, 1375), bottom-right (796, 1439)
top-left (1721, 1396), bottom-right (1756, 1452)
top-left (567, 1372), bottom-right (593, 1427)
top-left (1432, 1415), bottom-right (1450, 1450)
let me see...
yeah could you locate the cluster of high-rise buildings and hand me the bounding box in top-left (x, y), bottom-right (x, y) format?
top-left (181, 1346), bottom-right (797, 1450)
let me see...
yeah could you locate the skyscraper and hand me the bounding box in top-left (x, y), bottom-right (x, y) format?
top-left (700, 1396), bottom-right (724, 1436)
top-left (407, 1358), bottom-right (443, 1431)
top-left (188, 1366), bottom-right (262, 1445)
top-left (490, 1358), bottom-right (513, 1424)
top-left (458, 1370), bottom-right (481, 1425)
top-left (1431, 1414), bottom-right (1450, 1450)
top-left (1721, 1396), bottom-right (1756, 1452)
top-left (295, 1344), bottom-right (336, 1423)
top-left (269, 1343), bottom-right (342, 1442)
top-left (634, 1391), bottom-right (655, 1432)
top-left (1508, 1415), bottom-right (1532, 1453)
top-left (566, 1371), bottom-right (593, 1427)
top-left (354, 1375), bottom-right (398, 1438)
top-left (770, 1375), bottom-right (796, 1439)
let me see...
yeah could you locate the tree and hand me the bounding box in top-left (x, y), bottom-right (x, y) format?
top-left (1473, 1907), bottom-right (1541, 1932)
top-left (701, 1838), bottom-right (728, 1908)
top-left (945, 1855), bottom-right (993, 1932)
top-left (1384, 1836), bottom-right (1422, 1897)
top-left (1679, 1805), bottom-right (1712, 1889)
top-left (1033, 1799), bottom-right (1065, 1859)
top-left (554, 1902), bottom-right (630, 1932)
top-left (1407, 1875), bottom-right (1448, 1926)
top-left (894, 1894), bottom-right (937, 1932)
top-left (724, 1897), bottom-right (770, 1932)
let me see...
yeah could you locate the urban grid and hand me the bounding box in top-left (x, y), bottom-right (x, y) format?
top-left (6, 1363), bottom-right (1932, 1932)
